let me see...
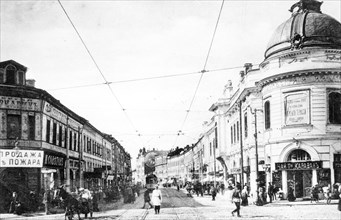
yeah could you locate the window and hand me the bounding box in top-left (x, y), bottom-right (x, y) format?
top-left (69, 131), bottom-right (73, 150)
top-left (329, 92), bottom-right (341, 124)
top-left (0, 69), bottom-right (4, 83)
top-left (28, 115), bottom-right (35, 140)
top-left (52, 122), bottom-right (57, 145)
top-left (64, 128), bottom-right (68, 148)
top-left (230, 126), bottom-right (233, 144)
top-left (264, 101), bottom-right (271, 129)
top-left (18, 71), bottom-right (24, 85)
top-left (236, 121), bottom-right (240, 142)
top-left (244, 112), bottom-right (248, 138)
top-left (210, 143), bottom-right (212, 156)
top-left (7, 114), bottom-right (21, 139)
top-left (233, 124), bottom-right (236, 143)
top-left (46, 119), bottom-right (51, 143)
top-left (59, 125), bottom-right (63, 147)
top-left (5, 65), bottom-right (16, 84)
top-left (287, 149), bottom-right (311, 162)
top-left (74, 133), bottom-right (77, 152)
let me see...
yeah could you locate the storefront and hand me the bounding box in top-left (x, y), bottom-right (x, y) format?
top-left (42, 150), bottom-right (66, 190)
top-left (275, 151), bottom-right (324, 198)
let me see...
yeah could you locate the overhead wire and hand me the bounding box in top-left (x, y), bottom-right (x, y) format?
top-left (57, 0), bottom-right (142, 142)
top-left (172, 0), bottom-right (225, 148)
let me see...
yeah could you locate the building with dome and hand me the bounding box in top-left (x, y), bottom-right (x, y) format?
top-left (209, 0), bottom-right (341, 200)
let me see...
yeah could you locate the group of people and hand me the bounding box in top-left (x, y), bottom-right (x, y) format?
top-left (142, 185), bottom-right (162, 214)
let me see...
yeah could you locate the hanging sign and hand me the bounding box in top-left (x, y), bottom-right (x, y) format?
top-left (0, 149), bottom-right (44, 168)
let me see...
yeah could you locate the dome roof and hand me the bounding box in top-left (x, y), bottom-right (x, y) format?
top-left (265, 0), bottom-right (341, 59)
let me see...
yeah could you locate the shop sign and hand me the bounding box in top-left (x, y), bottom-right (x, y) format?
top-left (230, 168), bottom-right (241, 174)
top-left (0, 149), bottom-right (44, 168)
top-left (275, 161), bottom-right (322, 170)
top-left (0, 96), bottom-right (41, 111)
top-left (284, 91), bottom-right (310, 125)
top-left (43, 152), bottom-right (65, 169)
top-left (333, 162), bottom-right (341, 169)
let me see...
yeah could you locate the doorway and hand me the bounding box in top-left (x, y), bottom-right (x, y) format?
top-left (287, 170), bottom-right (312, 198)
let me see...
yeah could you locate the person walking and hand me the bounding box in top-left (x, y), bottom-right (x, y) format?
top-left (211, 185), bottom-right (217, 201)
top-left (267, 182), bottom-right (274, 203)
top-left (231, 185), bottom-right (241, 217)
top-left (152, 185), bottom-right (162, 214)
top-left (142, 189), bottom-right (153, 209)
top-left (241, 185), bottom-right (249, 206)
top-left (322, 184), bottom-right (331, 204)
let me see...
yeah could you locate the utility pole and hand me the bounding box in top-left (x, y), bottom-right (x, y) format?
top-left (250, 107), bottom-right (262, 204)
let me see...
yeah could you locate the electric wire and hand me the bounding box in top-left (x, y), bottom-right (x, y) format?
top-left (57, 0), bottom-right (141, 143)
top-left (173, 0), bottom-right (225, 148)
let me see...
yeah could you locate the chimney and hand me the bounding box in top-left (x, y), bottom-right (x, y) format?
top-left (244, 63), bottom-right (253, 73)
top-left (26, 79), bottom-right (35, 87)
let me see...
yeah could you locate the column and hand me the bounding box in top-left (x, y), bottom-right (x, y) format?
top-left (312, 169), bottom-right (318, 186)
top-left (282, 170), bottom-right (287, 199)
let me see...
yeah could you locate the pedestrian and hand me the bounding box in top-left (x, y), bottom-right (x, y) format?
top-left (267, 182), bottom-right (274, 203)
top-left (231, 185), bottom-right (241, 217)
top-left (311, 185), bottom-right (319, 203)
top-left (152, 185), bottom-right (162, 214)
top-left (220, 183), bottom-right (225, 195)
top-left (142, 189), bottom-right (153, 209)
top-left (9, 191), bottom-right (22, 214)
top-left (322, 184), bottom-right (331, 204)
top-left (241, 185), bottom-right (248, 206)
top-left (338, 190), bottom-right (341, 211)
top-left (211, 185), bottom-right (217, 201)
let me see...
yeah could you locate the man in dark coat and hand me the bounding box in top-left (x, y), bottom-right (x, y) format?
top-left (142, 189), bottom-right (153, 209)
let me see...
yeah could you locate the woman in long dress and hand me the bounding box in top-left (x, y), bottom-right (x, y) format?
top-left (152, 185), bottom-right (162, 214)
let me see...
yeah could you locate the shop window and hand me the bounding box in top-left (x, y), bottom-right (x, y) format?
top-left (244, 112), bottom-right (248, 138)
top-left (28, 115), bottom-right (35, 140)
top-left (46, 119), bottom-right (51, 143)
top-left (334, 154), bottom-right (341, 162)
top-left (7, 114), bottom-right (21, 139)
top-left (264, 101), bottom-right (271, 129)
top-left (287, 149), bottom-right (311, 162)
top-left (5, 65), bottom-right (16, 84)
top-left (328, 92), bottom-right (341, 124)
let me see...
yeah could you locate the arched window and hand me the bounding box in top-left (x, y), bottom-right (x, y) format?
top-left (264, 101), bottom-right (271, 129)
top-left (287, 149), bottom-right (311, 162)
top-left (5, 65), bottom-right (16, 84)
top-left (329, 92), bottom-right (341, 124)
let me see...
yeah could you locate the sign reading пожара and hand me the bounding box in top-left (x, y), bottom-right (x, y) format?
top-left (0, 150), bottom-right (44, 168)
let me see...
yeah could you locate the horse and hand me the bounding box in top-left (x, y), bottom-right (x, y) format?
top-left (55, 186), bottom-right (92, 220)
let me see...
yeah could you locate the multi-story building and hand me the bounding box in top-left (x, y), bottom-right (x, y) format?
top-left (210, 0), bottom-right (341, 199)
top-left (0, 60), bottom-right (131, 212)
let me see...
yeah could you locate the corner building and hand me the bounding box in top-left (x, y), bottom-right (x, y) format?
top-left (211, 0), bottom-right (341, 200)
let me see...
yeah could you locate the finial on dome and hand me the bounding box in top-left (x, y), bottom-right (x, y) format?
top-left (289, 0), bottom-right (323, 13)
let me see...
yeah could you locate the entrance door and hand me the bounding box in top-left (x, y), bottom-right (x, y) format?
top-left (287, 170), bottom-right (312, 198)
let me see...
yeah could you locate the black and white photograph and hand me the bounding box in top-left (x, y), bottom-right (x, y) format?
top-left (0, 0), bottom-right (341, 219)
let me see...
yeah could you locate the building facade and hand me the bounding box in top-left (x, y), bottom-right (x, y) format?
top-left (0, 60), bottom-right (132, 212)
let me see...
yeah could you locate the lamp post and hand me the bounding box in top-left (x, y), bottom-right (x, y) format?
top-left (249, 107), bottom-right (263, 205)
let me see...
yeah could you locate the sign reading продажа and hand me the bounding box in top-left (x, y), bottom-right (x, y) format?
top-left (0, 149), bottom-right (44, 168)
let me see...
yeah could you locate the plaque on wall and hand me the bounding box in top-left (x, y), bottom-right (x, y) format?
top-left (284, 90), bottom-right (310, 125)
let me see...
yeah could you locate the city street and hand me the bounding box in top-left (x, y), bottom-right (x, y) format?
top-left (1, 187), bottom-right (340, 220)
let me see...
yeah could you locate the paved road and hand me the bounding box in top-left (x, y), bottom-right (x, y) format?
top-left (1, 187), bottom-right (341, 220)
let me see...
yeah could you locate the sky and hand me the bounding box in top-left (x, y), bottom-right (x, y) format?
top-left (1, 0), bottom-right (340, 169)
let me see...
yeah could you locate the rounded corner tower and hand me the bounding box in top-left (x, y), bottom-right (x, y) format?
top-left (264, 0), bottom-right (341, 59)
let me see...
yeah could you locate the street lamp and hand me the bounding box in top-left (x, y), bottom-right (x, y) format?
top-left (249, 107), bottom-right (263, 205)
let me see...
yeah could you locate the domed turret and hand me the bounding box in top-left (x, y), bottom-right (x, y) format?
top-left (265, 0), bottom-right (341, 59)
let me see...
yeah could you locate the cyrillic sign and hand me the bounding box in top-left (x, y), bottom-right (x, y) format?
top-left (43, 152), bottom-right (65, 168)
top-left (275, 161), bottom-right (322, 170)
top-left (0, 149), bottom-right (44, 168)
